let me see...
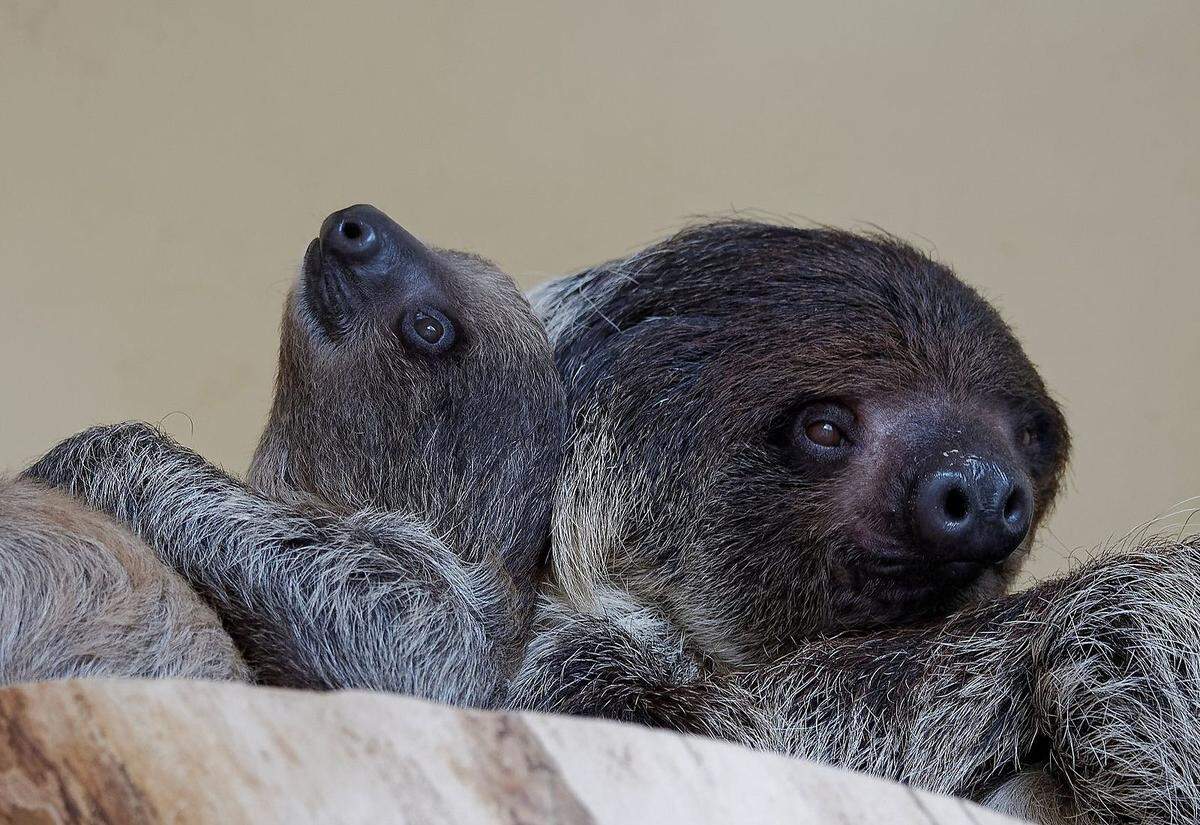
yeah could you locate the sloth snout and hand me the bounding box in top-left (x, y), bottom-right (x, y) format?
top-left (317, 204), bottom-right (439, 290)
top-left (910, 456), bottom-right (1032, 566)
top-left (321, 206), bottom-right (382, 262)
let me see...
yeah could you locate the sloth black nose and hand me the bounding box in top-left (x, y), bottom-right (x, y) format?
top-left (318, 204), bottom-right (435, 285)
top-left (910, 456), bottom-right (1033, 565)
top-left (308, 205), bottom-right (452, 338)
top-left (321, 207), bottom-right (382, 261)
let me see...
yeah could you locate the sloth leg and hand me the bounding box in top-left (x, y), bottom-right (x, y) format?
top-left (515, 539), bottom-right (1200, 824)
top-left (24, 422), bottom-right (526, 706)
top-left (1024, 536), bottom-right (1200, 824)
top-left (511, 594), bottom-right (1037, 791)
top-left (507, 597), bottom-right (777, 749)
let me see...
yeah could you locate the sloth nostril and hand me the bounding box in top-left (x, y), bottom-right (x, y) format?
top-left (943, 487), bottom-right (970, 522)
top-left (341, 221), bottom-right (363, 241)
top-left (911, 462), bottom-right (1033, 563)
top-left (1004, 486), bottom-right (1026, 521)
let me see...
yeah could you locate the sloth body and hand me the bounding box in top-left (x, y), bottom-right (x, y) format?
top-left (19, 216), bottom-right (1200, 823)
top-left (0, 478), bottom-right (247, 682)
top-left (510, 223), bottom-right (1199, 822)
top-left (17, 204), bottom-right (567, 706)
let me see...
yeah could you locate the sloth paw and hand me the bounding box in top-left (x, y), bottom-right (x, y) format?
top-left (1032, 537), bottom-right (1200, 823)
top-left (23, 421), bottom-right (172, 514)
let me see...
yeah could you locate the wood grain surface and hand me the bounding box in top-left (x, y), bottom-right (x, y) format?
top-left (0, 679), bottom-right (1024, 824)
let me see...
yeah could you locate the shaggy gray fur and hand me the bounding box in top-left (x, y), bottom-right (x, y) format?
top-left (509, 538), bottom-right (1200, 823)
top-left (21, 212), bottom-right (566, 707)
top-left (17, 219), bottom-right (1199, 824)
top-left (0, 477), bottom-right (247, 682)
top-left (508, 222), bottom-right (1200, 824)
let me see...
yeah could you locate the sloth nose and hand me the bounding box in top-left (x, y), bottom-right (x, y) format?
top-left (318, 204), bottom-right (435, 286)
top-left (321, 206), bottom-right (382, 261)
top-left (910, 456), bottom-right (1033, 565)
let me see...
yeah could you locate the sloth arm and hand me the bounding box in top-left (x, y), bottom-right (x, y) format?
top-left (514, 540), bottom-right (1200, 819)
top-left (23, 422), bottom-right (524, 705)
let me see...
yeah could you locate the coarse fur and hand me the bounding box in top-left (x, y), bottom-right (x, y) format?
top-left (507, 221), bottom-right (1198, 823)
top-left (23, 206), bottom-right (567, 704)
top-left (0, 477), bottom-right (247, 682)
top-left (532, 221), bottom-right (1069, 655)
top-left (21, 218), bottom-right (1199, 823)
top-left (510, 534), bottom-right (1200, 823)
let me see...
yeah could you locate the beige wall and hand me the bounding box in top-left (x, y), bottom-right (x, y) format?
top-left (1, 0), bottom-right (1197, 581)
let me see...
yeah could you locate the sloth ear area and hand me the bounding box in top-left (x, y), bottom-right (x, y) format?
top-left (593, 311), bottom-right (720, 347)
top-left (557, 313), bottom-right (721, 402)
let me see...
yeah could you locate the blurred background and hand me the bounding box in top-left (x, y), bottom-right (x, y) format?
top-left (1, 1), bottom-right (1196, 581)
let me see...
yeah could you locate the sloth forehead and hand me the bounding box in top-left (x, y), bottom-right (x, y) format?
top-left (543, 223), bottom-right (999, 332)
top-left (629, 224), bottom-right (988, 326)
top-left (537, 221), bottom-right (1038, 402)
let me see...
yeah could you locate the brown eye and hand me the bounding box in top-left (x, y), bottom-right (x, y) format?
top-left (413, 312), bottom-right (444, 343)
top-left (400, 307), bottom-right (456, 355)
top-left (786, 400), bottom-right (856, 462)
top-left (805, 420), bottom-right (847, 448)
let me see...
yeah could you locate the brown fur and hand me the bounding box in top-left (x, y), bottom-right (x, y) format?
top-left (514, 221), bottom-right (1194, 824)
top-left (23, 205), bottom-right (566, 703)
top-left (532, 221), bottom-right (1069, 659)
top-left (0, 478), bottom-right (247, 682)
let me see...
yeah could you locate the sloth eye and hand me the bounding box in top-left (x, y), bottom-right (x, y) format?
top-left (805, 420), bottom-right (847, 448)
top-left (1016, 416), bottom-right (1053, 454)
top-left (789, 401), bottom-right (856, 460)
top-left (400, 307), bottom-right (456, 355)
top-left (414, 313), bottom-right (444, 343)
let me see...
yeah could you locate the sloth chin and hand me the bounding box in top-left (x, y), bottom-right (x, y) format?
top-left (831, 547), bottom-right (1012, 630)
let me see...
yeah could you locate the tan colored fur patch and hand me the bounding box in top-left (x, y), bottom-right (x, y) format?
top-left (0, 478), bottom-right (247, 683)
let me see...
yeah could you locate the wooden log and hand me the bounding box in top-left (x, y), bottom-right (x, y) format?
top-left (0, 679), bottom-right (1023, 824)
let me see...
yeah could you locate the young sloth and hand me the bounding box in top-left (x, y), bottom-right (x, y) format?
top-left (0, 478), bottom-right (247, 682)
top-left (24, 204), bottom-right (566, 703)
top-left (514, 222), bottom-right (1200, 823)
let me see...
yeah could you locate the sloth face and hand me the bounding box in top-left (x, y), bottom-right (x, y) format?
top-left (538, 222), bottom-right (1069, 663)
top-left (250, 205), bottom-right (564, 577)
top-left (298, 205), bottom-right (467, 355)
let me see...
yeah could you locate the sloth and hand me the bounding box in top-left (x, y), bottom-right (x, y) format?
top-left (0, 477), bottom-right (247, 682)
top-left (531, 222), bottom-right (1070, 649)
top-left (20, 204), bottom-right (566, 703)
top-left (509, 221), bottom-right (1200, 823)
top-left (24, 218), bottom-right (1200, 822)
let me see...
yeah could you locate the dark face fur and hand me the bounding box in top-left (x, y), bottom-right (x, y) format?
top-left (536, 222), bottom-right (1069, 663)
top-left (250, 205), bottom-right (565, 585)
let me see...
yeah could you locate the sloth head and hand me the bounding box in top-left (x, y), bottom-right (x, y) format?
top-left (536, 221), bottom-right (1069, 663)
top-left (250, 204), bottom-right (564, 583)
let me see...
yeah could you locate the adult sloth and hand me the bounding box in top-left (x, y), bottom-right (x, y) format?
top-left (514, 221), bottom-right (1199, 824)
